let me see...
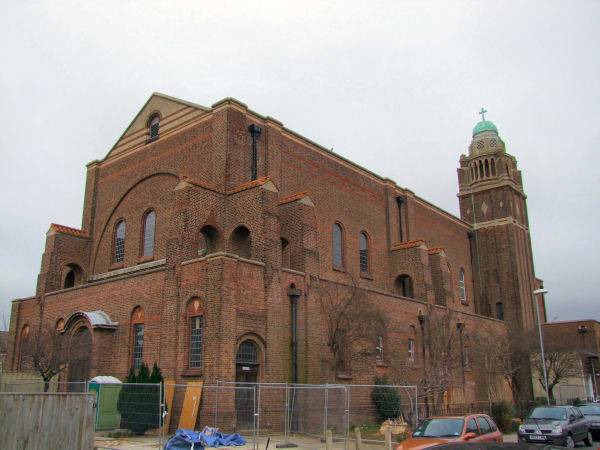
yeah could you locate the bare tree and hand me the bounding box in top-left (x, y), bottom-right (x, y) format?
top-left (472, 330), bottom-right (525, 405)
top-left (312, 275), bottom-right (384, 382)
top-left (22, 325), bottom-right (72, 391)
top-left (530, 333), bottom-right (582, 402)
top-left (420, 306), bottom-right (462, 407)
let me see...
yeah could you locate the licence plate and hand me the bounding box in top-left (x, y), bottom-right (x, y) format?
top-left (529, 435), bottom-right (546, 441)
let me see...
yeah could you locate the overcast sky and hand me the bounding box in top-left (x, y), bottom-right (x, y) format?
top-left (1, 0), bottom-right (598, 329)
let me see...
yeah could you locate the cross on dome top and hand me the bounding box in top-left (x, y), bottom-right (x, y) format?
top-left (478, 107), bottom-right (487, 121)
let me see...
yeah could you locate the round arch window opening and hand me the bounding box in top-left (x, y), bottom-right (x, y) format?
top-left (236, 341), bottom-right (258, 364)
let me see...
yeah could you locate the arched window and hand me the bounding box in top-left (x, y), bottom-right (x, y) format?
top-left (333, 223), bottom-right (343, 267)
top-left (236, 341), bottom-right (258, 364)
top-left (188, 298), bottom-right (204, 369)
top-left (131, 306), bottom-right (145, 370)
top-left (64, 270), bottom-right (75, 288)
top-left (113, 220), bottom-right (126, 264)
top-left (198, 225), bottom-right (218, 256)
top-left (63, 263), bottom-right (82, 289)
top-left (142, 210), bottom-right (156, 257)
top-left (18, 325), bottom-right (30, 371)
top-left (359, 232), bottom-right (369, 273)
top-left (230, 226), bottom-right (251, 259)
top-left (149, 114), bottom-right (160, 140)
top-left (459, 269), bottom-right (467, 302)
top-left (395, 274), bottom-right (413, 298)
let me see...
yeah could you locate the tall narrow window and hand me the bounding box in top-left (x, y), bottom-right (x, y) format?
top-left (190, 316), bottom-right (203, 368)
top-left (333, 223), bottom-right (343, 267)
top-left (375, 335), bottom-right (384, 362)
top-left (359, 232), bottom-right (369, 273)
top-left (19, 325), bottom-right (30, 371)
top-left (459, 269), bottom-right (466, 302)
top-left (142, 210), bottom-right (156, 257)
top-left (131, 306), bottom-right (145, 370)
top-left (114, 220), bottom-right (126, 264)
top-left (335, 329), bottom-right (347, 374)
top-left (395, 274), bottom-right (414, 298)
top-left (408, 339), bottom-right (415, 362)
top-left (149, 114), bottom-right (160, 140)
top-left (133, 324), bottom-right (144, 369)
top-left (495, 302), bottom-right (504, 320)
top-left (281, 238), bottom-right (291, 268)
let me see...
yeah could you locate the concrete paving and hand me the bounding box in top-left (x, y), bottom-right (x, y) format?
top-left (94, 432), bottom-right (522, 450)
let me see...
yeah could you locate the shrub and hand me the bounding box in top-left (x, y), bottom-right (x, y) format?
top-left (117, 362), bottom-right (164, 434)
top-left (491, 402), bottom-right (514, 433)
top-left (371, 375), bottom-right (403, 423)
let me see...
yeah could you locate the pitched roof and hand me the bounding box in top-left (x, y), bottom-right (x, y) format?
top-left (50, 223), bottom-right (89, 238)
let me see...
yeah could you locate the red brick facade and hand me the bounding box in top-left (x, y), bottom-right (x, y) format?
top-left (7, 94), bottom-right (542, 401)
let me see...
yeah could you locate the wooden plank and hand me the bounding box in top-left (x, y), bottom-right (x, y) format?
top-left (177, 382), bottom-right (203, 430)
top-left (163, 380), bottom-right (175, 434)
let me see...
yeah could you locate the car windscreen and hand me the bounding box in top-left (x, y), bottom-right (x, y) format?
top-left (579, 404), bottom-right (600, 415)
top-left (529, 407), bottom-right (567, 420)
top-left (412, 418), bottom-right (465, 438)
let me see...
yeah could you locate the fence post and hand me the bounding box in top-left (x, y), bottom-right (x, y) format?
top-left (256, 384), bottom-right (261, 449)
top-left (285, 383), bottom-right (289, 441)
top-left (385, 426), bottom-right (392, 450)
top-left (215, 381), bottom-right (220, 429)
top-left (323, 383), bottom-right (328, 442)
top-left (250, 385), bottom-right (256, 450)
top-left (355, 427), bottom-right (363, 450)
top-left (344, 385), bottom-right (350, 450)
top-left (326, 429), bottom-right (333, 450)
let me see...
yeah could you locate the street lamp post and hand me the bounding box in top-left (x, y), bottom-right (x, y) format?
top-left (533, 288), bottom-right (550, 405)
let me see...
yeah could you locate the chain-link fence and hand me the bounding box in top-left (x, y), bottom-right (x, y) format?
top-left (0, 380), bottom-right (417, 449)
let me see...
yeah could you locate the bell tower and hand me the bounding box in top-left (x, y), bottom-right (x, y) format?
top-left (457, 109), bottom-right (538, 331)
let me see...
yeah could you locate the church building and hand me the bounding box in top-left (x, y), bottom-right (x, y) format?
top-left (6, 93), bottom-right (544, 403)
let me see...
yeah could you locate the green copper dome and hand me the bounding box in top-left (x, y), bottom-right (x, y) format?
top-left (472, 120), bottom-right (498, 136)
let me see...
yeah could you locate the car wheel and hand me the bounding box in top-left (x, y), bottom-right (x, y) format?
top-left (583, 430), bottom-right (593, 446)
top-left (565, 434), bottom-right (575, 448)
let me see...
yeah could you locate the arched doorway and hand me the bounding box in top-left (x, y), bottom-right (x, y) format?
top-left (235, 340), bottom-right (259, 430)
top-left (68, 326), bottom-right (92, 391)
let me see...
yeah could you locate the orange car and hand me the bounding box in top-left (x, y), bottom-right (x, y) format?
top-left (394, 414), bottom-right (503, 450)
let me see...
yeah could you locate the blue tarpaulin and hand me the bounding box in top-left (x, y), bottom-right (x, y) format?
top-left (164, 428), bottom-right (246, 449)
